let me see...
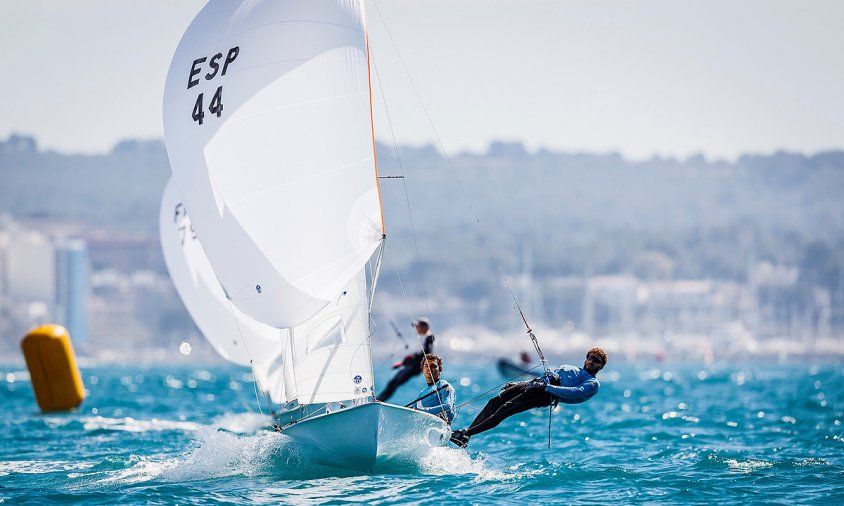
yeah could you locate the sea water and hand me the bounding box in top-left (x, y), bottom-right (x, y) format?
top-left (2, 361), bottom-right (842, 504)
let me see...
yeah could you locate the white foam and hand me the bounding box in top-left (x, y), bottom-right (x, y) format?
top-left (418, 447), bottom-right (527, 482)
top-left (724, 458), bottom-right (774, 473)
top-left (161, 427), bottom-right (279, 481)
top-left (80, 416), bottom-right (202, 433)
top-left (77, 413), bottom-right (520, 485)
top-left (85, 429), bottom-right (282, 486)
top-left (0, 460), bottom-right (95, 477)
top-left (211, 412), bottom-right (273, 434)
top-left (95, 454), bottom-right (180, 485)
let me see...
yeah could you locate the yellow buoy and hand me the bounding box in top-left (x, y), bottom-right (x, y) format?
top-left (21, 324), bottom-right (86, 412)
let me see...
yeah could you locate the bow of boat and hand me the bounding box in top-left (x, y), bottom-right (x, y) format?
top-left (280, 401), bottom-right (450, 472)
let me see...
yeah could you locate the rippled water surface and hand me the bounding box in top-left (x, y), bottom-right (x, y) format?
top-left (2, 361), bottom-right (843, 504)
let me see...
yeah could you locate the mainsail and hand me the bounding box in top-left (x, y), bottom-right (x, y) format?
top-left (159, 178), bottom-right (374, 405)
top-left (162, 0), bottom-right (383, 329)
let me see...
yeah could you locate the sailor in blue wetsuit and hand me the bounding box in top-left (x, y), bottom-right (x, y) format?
top-left (450, 347), bottom-right (606, 448)
top-left (413, 353), bottom-right (455, 423)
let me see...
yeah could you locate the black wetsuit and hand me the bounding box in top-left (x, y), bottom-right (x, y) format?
top-left (464, 365), bottom-right (599, 438)
top-left (376, 333), bottom-right (434, 402)
top-left (463, 379), bottom-right (557, 436)
top-left (466, 381), bottom-right (554, 436)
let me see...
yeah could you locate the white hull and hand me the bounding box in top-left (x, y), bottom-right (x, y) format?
top-left (281, 402), bottom-right (450, 472)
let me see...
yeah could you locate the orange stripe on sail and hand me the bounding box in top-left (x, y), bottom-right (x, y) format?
top-left (364, 19), bottom-right (386, 236)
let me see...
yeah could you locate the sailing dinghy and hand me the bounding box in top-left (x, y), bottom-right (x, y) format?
top-left (161, 0), bottom-right (450, 472)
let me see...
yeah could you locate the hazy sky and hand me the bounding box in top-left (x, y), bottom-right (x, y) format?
top-left (2, 0), bottom-right (842, 160)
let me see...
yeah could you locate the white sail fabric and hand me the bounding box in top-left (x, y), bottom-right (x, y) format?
top-left (163, 0), bottom-right (383, 328)
top-left (161, 178), bottom-right (374, 405)
top-left (290, 268), bottom-right (373, 404)
top-left (159, 178), bottom-right (290, 404)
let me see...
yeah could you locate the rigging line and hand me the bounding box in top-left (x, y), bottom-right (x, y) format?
top-left (390, 260), bottom-right (430, 360)
top-left (370, 36), bottom-right (447, 410)
top-left (366, 314), bottom-right (379, 398)
top-left (387, 255), bottom-right (447, 410)
top-left (224, 298), bottom-right (266, 417)
top-left (369, 37), bottom-right (432, 325)
top-left (455, 363), bottom-right (544, 410)
top-left (280, 403), bottom-right (330, 430)
top-left (229, 374), bottom-right (255, 413)
top-left (369, 0), bottom-right (548, 371)
top-left (389, 321), bottom-right (410, 350)
top-left (363, 247), bottom-right (380, 398)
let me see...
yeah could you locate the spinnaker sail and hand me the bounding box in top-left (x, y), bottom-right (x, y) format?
top-left (163, 0), bottom-right (383, 329)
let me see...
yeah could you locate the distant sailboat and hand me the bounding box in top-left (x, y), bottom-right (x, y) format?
top-left (496, 351), bottom-right (536, 379)
top-left (161, 0), bottom-right (450, 471)
top-left (496, 358), bottom-right (534, 380)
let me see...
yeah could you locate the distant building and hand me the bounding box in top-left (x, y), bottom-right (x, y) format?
top-left (56, 239), bottom-right (89, 342)
top-left (5, 229), bottom-right (56, 307)
top-left (0, 222), bottom-right (90, 344)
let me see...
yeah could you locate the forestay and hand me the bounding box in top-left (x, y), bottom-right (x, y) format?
top-left (162, 0), bottom-right (383, 328)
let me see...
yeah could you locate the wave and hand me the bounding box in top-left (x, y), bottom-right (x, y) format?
top-left (80, 416), bottom-right (203, 433)
top-left (0, 459), bottom-right (96, 477)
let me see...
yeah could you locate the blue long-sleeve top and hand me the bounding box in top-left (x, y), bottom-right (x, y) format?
top-left (544, 365), bottom-right (600, 404)
top-left (415, 379), bottom-right (455, 422)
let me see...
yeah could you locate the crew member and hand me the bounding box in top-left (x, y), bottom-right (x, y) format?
top-left (450, 347), bottom-right (607, 448)
top-left (413, 353), bottom-right (455, 423)
top-left (376, 318), bottom-right (435, 402)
